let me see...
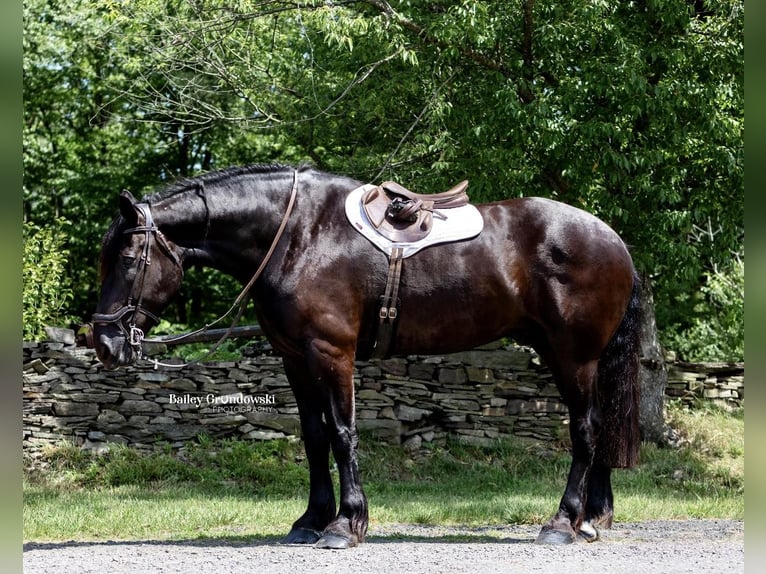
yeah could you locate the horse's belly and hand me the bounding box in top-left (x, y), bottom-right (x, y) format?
top-left (390, 288), bottom-right (522, 355)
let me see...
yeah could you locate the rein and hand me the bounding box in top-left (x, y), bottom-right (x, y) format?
top-left (93, 169), bottom-right (299, 369)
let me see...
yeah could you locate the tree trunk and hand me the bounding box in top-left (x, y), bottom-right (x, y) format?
top-left (637, 273), bottom-right (676, 445)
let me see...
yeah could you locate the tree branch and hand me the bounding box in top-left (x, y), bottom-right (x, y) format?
top-left (373, 71), bottom-right (457, 180)
top-left (518, 0), bottom-right (535, 103)
top-left (359, 0), bottom-right (511, 78)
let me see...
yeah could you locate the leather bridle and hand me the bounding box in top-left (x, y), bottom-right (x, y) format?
top-left (91, 202), bottom-right (181, 353)
top-left (92, 169), bottom-right (299, 367)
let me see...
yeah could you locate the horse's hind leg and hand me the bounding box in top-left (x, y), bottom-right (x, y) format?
top-left (581, 276), bottom-right (642, 541)
top-left (283, 357), bottom-right (337, 544)
top-left (536, 360), bottom-right (601, 545)
top-left (579, 462), bottom-right (614, 542)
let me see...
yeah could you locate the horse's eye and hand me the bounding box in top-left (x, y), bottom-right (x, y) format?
top-left (121, 255), bottom-right (136, 268)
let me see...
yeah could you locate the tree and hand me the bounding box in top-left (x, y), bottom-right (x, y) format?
top-left (23, 0), bottom-right (272, 322)
top-left (24, 0), bottom-right (743, 373)
top-left (23, 0), bottom-right (168, 316)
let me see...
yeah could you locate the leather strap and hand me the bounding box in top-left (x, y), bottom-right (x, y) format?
top-left (372, 246), bottom-right (404, 359)
top-left (123, 170), bottom-right (300, 369)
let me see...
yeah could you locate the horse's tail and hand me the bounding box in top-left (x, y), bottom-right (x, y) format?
top-left (597, 271), bottom-right (642, 468)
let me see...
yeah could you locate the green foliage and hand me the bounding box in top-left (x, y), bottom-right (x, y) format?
top-left (23, 219), bottom-right (75, 340)
top-left (23, 0), bottom-right (744, 359)
top-left (663, 255), bottom-right (744, 361)
top-left (23, 0), bottom-right (176, 319)
top-left (639, 399), bottom-right (744, 495)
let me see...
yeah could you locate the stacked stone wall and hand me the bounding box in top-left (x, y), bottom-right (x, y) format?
top-left (23, 339), bottom-right (744, 456)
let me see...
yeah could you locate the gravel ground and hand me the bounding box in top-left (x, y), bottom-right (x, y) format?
top-left (23, 519), bottom-right (744, 574)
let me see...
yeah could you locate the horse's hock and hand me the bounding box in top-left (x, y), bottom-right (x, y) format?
top-left (22, 336), bottom-right (744, 457)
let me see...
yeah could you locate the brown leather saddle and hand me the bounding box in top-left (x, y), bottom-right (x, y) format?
top-left (361, 180), bottom-right (470, 242)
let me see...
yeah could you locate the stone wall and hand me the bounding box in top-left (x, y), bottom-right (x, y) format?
top-left (22, 339), bottom-right (744, 457)
top-left (666, 361), bottom-right (744, 405)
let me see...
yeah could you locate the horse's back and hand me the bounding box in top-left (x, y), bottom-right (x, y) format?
top-left (386, 196), bottom-right (635, 357)
top-left (480, 196), bottom-right (630, 256)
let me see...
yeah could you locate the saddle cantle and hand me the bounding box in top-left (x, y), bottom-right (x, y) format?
top-left (361, 180), bottom-right (470, 242)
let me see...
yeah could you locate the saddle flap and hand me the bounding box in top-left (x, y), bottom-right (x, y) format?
top-left (362, 186), bottom-right (389, 228)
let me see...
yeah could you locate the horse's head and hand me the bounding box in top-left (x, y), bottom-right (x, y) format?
top-left (92, 191), bottom-right (184, 369)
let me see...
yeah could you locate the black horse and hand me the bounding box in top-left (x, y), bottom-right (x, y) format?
top-left (93, 164), bottom-right (640, 547)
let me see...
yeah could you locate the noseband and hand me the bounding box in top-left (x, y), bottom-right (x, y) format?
top-left (91, 202), bottom-right (180, 352)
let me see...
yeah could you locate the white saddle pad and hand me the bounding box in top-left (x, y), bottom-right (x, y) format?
top-left (344, 184), bottom-right (485, 258)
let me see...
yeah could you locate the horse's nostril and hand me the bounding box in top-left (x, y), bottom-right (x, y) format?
top-left (96, 334), bottom-right (124, 369)
top-left (97, 334), bottom-right (116, 355)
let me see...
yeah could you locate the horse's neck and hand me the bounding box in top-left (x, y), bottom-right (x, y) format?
top-left (153, 178), bottom-right (291, 278)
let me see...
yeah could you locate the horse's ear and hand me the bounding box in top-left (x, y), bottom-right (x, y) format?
top-left (118, 190), bottom-right (138, 223)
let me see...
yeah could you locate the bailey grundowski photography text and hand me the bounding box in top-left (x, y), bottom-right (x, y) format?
top-left (168, 392), bottom-right (276, 414)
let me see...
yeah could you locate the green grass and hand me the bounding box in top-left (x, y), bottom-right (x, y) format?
top-left (23, 400), bottom-right (743, 542)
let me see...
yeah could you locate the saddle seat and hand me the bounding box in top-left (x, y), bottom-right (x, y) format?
top-left (361, 180), bottom-right (470, 242)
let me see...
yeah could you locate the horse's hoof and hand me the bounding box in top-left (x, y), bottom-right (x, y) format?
top-left (315, 532), bottom-right (357, 549)
top-left (535, 526), bottom-right (577, 545)
top-left (578, 521), bottom-right (600, 543)
top-left (282, 527), bottom-right (322, 545)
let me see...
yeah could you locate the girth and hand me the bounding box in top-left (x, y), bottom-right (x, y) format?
top-left (372, 246), bottom-right (404, 359)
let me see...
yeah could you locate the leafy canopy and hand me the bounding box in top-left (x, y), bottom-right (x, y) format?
top-left (23, 0), bottom-right (743, 360)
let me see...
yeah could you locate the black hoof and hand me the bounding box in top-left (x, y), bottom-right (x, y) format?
top-left (315, 532), bottom-right (357, 549)
top-left (535, 526), bottom-right (577, 545)
top-left (282, 527), bottom-right (322, 545)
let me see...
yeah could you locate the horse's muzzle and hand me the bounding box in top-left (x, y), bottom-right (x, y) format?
top-left (95, 332), bottom-right (138, 370)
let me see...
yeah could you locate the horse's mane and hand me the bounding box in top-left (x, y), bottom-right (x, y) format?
top-left (99, 163), bottom-right (316, 281)
top-left (146, 163), bottom-right (311, 203)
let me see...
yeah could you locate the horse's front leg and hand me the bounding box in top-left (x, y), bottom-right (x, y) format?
top-left (282, 357), bottom-right (337, 544)
top-left (308, 338), bottom-right (368, 549)
top-left (536, 361), bottom-right (601, 544)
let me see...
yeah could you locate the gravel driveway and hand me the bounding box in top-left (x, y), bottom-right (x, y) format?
top-left (23, 519), bottom-right (744, 574)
